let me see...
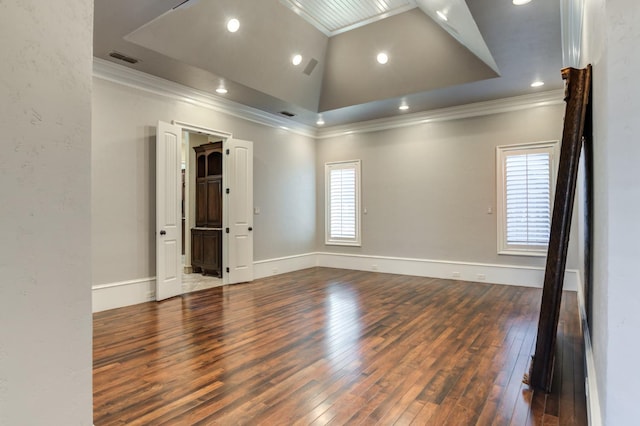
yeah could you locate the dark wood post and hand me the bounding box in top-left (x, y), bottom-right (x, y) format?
top-left (583, 80), bottom-right (594, 330)
top-left (529, 66), bottom-right (592, 392)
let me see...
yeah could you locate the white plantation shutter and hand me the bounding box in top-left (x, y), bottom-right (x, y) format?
top-left (505, 152), bottom-right (551, 245)
top-left (497, 143), bottom-right (556, 255)
top-left (330, 168), bottom-right (356, 239)
top-left (325, 160), bottom-right (361, 246)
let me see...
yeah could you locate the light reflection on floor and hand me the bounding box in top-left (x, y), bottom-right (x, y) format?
top-left (324, 283), bottom-right (363, 372)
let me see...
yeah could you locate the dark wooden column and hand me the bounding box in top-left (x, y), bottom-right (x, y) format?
top-left (583, 82), bottom-right (594, 330)
top-left (529, 66), bottom-right (592, 392)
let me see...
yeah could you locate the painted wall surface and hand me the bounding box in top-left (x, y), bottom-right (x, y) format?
top-left (316, 105), bottom-right (580, 270)
top-left (0, 1), bottom-right (93, 424)
top-left (92, 78), bottom-right (316, 286)
top-left (582, 0), bottom-right (640, 423)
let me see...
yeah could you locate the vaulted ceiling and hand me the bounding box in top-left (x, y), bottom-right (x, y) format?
top-left (93, 0), bottom-right (562, 127)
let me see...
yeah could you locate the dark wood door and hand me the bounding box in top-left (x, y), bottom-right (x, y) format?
top-left (191, 230), bottom-right (203, 267)
top-left (196, 180), bottom-right (207, 227)
top-left (206, 177), bottom-right (222, 227)
top-left (202, 230), bottom-right (221, 276)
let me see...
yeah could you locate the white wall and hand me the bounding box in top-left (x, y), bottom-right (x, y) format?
top-left (0, 1), bottom-right (93, 424)
top-left (581, 0), bottom-right (640, 423)
top-left (92, 77), bottom-right (317, 287)
top-left (316, 104), bottom-right (580, 272)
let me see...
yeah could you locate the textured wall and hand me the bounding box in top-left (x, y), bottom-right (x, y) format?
top-left (0, 1), bottom-right (93, 424)
top-left (582, 0), bottom-right (640, 423)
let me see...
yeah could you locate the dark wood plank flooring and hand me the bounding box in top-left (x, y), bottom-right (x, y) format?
top-left (94, 267), bottom-right (587, 425)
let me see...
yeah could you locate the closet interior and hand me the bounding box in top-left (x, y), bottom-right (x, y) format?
top-left (191, 142), bottom-right (223, 277)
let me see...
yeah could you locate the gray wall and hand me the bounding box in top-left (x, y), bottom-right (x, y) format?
top-left (94, 73), bottom-right (581, 290)
top-left (0, 1), bottom-right (93, 424)
top-left (92, 78), bottom-right (316, 286)
top-left (582, 0), bottom-right (640, 423)
top-left (316, 105), bottom-right (579, 270)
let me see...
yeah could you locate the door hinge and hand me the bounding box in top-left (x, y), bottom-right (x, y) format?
top-left (226, 149), bottom-right (230, 155)
top-left (226, 228), bottom-right (230, 233)
top-left (226, 188), bottom-right (230, 194)
top-left (226, 267), bottom-right (230, 273)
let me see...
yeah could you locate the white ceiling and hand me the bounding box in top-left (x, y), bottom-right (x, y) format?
top-left (93, 0), bottom-right (562, 127)
top-left (279, 0), bottom-right (418, 36)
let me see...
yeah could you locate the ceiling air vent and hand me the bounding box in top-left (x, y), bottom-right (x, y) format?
top-left (173, 0), bottom-right (199, 10)
top-left (279, 111), bottom-right (296, 117)
top-left (109, 51), bottom-right (139, 64)
top-left (303, 58), bottom-right (319, 76)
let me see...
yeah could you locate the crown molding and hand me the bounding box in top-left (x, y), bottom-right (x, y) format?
top-left (560, 0), bottom-right (585, 68)
top-left (92, 58), bottom-right (317, 138)
top-left (316, 90), bottom-right (565, 139)
top-left (94, 58), bottom-right (564, 141)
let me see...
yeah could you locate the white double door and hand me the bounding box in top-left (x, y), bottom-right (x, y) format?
top-left (155, 121), bottom-right (253, 300)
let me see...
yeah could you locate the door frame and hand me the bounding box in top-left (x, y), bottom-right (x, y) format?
top-left (176, 120), bottom-right (256, 285)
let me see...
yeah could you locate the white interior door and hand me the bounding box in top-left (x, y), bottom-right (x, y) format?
top-left (224, 138), bottom-right (254, 284)
top-left (155, 121), bottom-right (183, 300)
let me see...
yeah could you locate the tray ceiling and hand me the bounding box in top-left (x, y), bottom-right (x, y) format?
top-left (279, 0), bottom-right (418, 36)
top-left (93, 0), bottom-right (563, 127)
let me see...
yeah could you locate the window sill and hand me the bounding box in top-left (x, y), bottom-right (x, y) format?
top-left (325, 241), bottom-right (361, 247)
top-left (498, 249), bottom-right (547, 257)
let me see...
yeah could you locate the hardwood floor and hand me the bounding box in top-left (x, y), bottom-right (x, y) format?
top-left (93, 268), bottom-right (587, 425)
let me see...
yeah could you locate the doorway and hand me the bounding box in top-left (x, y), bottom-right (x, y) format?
top-left (182, 131), bottom-right (223, 293)
top-left (155, 120), bottom-right (254, 301)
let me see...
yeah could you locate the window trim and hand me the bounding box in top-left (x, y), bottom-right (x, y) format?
top-left (496, 140), bottom-right (558, 256)
top-left (325, 160), bottom-right (361, 247)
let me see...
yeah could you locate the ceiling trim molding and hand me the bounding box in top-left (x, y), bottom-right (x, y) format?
top-left (316, 90), bottom-right (565, 139)
top-left (94, 58), bottom-right (564, 141)
top-left (416, 0), bottom-right (499, 74)
top-left (92, 58), bottom-right (317, 138)
top-left (560, 0), bottom-right (584, 68)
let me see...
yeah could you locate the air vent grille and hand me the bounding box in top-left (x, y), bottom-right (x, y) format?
top-left (109, 51), bottom-right (139, 64)
top-left (303, 58), bottom-right (319, 76)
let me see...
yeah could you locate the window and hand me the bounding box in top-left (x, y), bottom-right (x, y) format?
top-left (325, 160), bottom-right (361, 246)
top-left (496, 141), bottom-right (557, 256)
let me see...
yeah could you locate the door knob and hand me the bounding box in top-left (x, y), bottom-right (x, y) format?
top-left (160, 230), bottom-right (166, 235)
top-left (248, 227), bottom-right (253, 231)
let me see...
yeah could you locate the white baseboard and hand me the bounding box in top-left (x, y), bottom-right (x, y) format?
top-left (93, 253), bottom-right (579, 312)
top-left (92, 277), bottom-right (156, 313)
top-left (253, 253), bottom-right (318, 279)
top-left (576, 275), bottom-right (603, 426)
top-left (316, 252), bottom-right (578, 291)
top-left (92, 253), bottom-right (317, 312)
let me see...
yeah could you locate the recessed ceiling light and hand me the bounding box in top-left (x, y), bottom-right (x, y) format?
top-left (216, 86), bottom-right (228, 94)
top-left (399, 105), bottom-right (409, 111)
top-left (316, 118), bottom-right (325, 126)
top-left (531, 80), bottom-right (545, 88)
top-left (376, 52), bottom-right (388, 65)
top-left (513, 0), bottom-right (532, 5)
top-left (292, 54), bottom-right (303, 66)
top-left (436, 11), bottom-right (448, 21)
top-left (227, 18), bottom-right (240, 33)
